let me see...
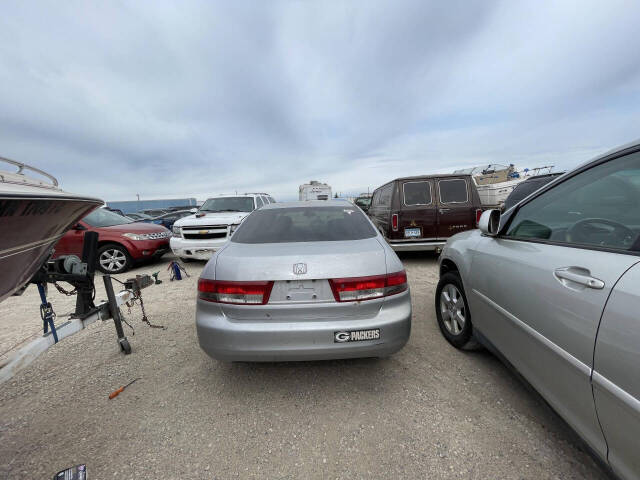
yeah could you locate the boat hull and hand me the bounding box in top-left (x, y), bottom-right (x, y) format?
top-left (0, 194), bottom-right (102, 302)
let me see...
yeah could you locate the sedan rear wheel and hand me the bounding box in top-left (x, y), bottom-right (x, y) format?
top-left (97, 244), bottom-right (132, 274)
top-left (435, 272), bottom-right (479, 349)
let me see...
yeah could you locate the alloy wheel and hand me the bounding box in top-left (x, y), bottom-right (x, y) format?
top-left (440, 283), bottom-right (466, 335)
top-left (99, 248), bottom-right (127, 272)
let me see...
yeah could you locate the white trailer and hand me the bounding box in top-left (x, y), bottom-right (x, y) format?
top-left (298, 180), bottom-right (332, 201)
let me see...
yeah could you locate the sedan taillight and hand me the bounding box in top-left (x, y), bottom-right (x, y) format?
top-left (198, 279), bottom-right (274, 305)
top-left (329, 270), bottom-right (408, 302)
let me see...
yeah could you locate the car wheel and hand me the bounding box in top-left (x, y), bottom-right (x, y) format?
top-left (435, 272), bottom-right (479, 349)
top-left (97, 244), bottom-right (132, 274)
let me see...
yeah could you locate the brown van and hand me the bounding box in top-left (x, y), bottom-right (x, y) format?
top-left (367, 174), bottom-right (482, 251)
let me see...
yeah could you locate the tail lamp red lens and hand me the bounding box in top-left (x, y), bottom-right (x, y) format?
top-left (475, 209), bottom-right (483, 226)
top-left (392, 214), bottom-right (399, 231)
top-left (329, 270), bottom-right (408, 302)
top-left (198, 278), bottom-right (274, 305)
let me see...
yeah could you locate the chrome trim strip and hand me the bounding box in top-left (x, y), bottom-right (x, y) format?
top-left (472, 288), bottom-right (591, 376)
top-left (592, 371), bottom-right (640, 415)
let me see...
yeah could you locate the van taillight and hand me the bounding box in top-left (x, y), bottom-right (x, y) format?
top-left (198, 278), bottom-right (274, 305)
top-left (329, 270), bottom-right (408, 302)
top-left (392, 214), bottom-right (398, 231)
top-left (475, 209), bottom-right (483, 226)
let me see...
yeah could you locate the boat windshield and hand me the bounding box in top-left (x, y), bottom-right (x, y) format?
top-left (83, 208), bottom-right (134, 227)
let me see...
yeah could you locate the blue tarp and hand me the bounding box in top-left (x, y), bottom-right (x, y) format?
top-left (106, 198), bottom-right (197, 213)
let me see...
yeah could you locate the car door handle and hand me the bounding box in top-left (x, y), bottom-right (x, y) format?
top-left (554, 267), bottom-right (605, 289)
top-left (439, 208), bottom-right (450, 214)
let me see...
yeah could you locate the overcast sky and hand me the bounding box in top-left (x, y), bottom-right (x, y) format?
top-left (1, 1), bottom-right (639, 201)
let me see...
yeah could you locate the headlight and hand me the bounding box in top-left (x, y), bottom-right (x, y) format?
top-left (172, 225), bottom-right (181, 236)
top-left (123, 233), bottom-right (146, 241)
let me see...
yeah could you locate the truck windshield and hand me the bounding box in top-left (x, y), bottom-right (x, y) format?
top-left (232, 206), bottom-right (377, 243)
top-left (200, 197), bottom-right (255, 213)
top-left (83, 209), bottom-right (134, 227)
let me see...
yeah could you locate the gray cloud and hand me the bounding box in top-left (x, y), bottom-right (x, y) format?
top-left (1, 0), bottom-right (639, 201)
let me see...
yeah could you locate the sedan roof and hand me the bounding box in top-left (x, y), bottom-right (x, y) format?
top-left (261, 200), bottom-right (350, 210)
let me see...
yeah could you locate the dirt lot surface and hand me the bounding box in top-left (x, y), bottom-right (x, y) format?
top-left (0, 253), bottom-right (610, 479)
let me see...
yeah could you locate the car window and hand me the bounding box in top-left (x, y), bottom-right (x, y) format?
top-left (255, 196), bottom-right (264, 207)
top-left (403, 181), bottom-right (431, 206)
top-left (438, 179), bottom-right (468, 203)
top-left (371, 190), bottom-right (380, 207)
top-left (84, 209), bottom-right (133, 227)
top-left (260, 196), bottom-right (269, 205)
top-left (505, 151), bottom-right (640, 251)
top-left (379, 184), bottom-right (393, 207)
top-left (268, 196), bottom-right (276, 203)
top-left (200, 197), bottom-right (255, 213)
top-left (232, 206), bottom-right (377, 243)
top-left (504, 175), bottom-right (563, 211)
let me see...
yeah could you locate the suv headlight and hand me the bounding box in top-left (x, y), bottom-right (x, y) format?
top-left (172, 225), bottom-right (181, 236)
top-left (123, 233), bottom-right (146, 241)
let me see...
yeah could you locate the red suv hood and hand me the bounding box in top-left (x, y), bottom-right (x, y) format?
top-left (96, 222), bottom-right (169, 234)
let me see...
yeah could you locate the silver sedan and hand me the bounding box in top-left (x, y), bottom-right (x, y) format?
top-left (196, 201), bottom-right (411, 361)
top-left (436, 140), bottom-right (640, 480)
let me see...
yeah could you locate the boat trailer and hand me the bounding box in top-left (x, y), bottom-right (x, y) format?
top-left (0, 231), bottom-right (155, 384)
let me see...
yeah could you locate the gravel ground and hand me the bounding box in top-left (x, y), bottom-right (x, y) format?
top-left (0, 253), bottom-right (610, 479)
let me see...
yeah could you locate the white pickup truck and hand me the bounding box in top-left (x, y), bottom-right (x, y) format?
top-left (170, 193), bottom-right (274, 260)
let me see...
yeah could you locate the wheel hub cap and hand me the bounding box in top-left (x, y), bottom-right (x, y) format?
top-left (100, 249), bottom-right (126, 272)
top-left (440, 283), bottom-right (466, 335)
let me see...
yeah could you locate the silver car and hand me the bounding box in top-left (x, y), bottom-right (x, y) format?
top-left (436, 140), bottom-right (640, 480)
top-left (196, 200), bottom-right (411, 361)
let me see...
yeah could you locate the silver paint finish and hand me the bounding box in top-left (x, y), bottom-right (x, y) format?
top-left (467, 236), bottom-right (636, 458)
top-left (197, 203), bottom-right (410, 361)
top-left (593, 263), bottom-right (640, 480)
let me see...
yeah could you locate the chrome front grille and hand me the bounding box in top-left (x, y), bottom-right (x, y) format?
top-left (147, 231), bottom-right (171, 240)
top-left (181, 225), bottom-right (228, 240)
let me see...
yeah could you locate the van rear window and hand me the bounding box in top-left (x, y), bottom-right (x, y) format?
top-left (403, 181), bottom-right (431, 205)
top-left (439, 179), bottom-right (468, 203)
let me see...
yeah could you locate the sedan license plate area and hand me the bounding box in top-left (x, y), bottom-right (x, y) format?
top-left (404, 227), bottom-right (421, 238)
top-left (334, 328), bottom-right (380, 343)
top-left (286, 280), bottom-right (318, 302)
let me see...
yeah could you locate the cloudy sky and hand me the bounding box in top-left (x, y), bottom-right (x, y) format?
top-left (1, 1), bottom-right (640, 201)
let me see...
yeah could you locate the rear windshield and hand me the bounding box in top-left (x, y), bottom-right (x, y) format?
top-left (439, 179), bottom-right (468, 203)
top-left (232, 206), bottom-right (377, 243)
top-left (200, 197), bottom-right (254, 213)
top-left (504, 175), bottom-right (561, 211)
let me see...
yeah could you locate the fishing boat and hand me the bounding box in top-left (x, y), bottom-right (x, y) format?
top-left (0, 157), bottom-right (103, 302)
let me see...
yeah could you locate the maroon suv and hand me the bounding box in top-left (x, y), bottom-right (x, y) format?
top-left (367, 174), bottom-right (482, 251)
top-left (53, 208), bottom-right (171, 274)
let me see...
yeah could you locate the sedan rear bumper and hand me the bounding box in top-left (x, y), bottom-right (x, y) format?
top-left (196, 290), bottom-right (411, 362)
top-left (387, 240), bottom-right (446, 252)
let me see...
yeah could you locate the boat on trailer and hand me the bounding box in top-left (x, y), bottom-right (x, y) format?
top-left (453, 164), bottom-right (554, 207)
top-left (0, 156), bottom-right (103, 302)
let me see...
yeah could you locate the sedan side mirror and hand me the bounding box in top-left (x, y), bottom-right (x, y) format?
top-left (478, 209), bottom-right (500, 236)
top-left (189, 208), bottom-right (198, 214)
top-left (73, 223), bottom-right (87, 231)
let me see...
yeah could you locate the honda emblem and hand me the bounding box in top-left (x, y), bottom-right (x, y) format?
top-left (293, 263), bottom-right (307, 275)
